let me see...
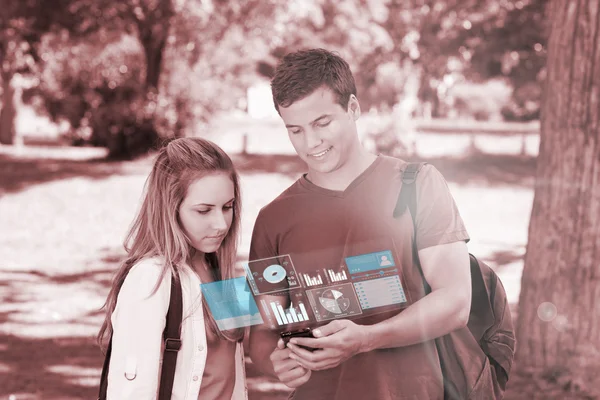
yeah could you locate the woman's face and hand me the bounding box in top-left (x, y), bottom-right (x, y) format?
top-left (178, 172), bottom-right (235, 254)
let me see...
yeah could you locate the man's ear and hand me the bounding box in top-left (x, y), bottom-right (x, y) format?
top-left (348, 95), bottom-right (361, 121)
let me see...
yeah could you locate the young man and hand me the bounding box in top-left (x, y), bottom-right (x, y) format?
top-left (248, 48), bottom-right (477, 400)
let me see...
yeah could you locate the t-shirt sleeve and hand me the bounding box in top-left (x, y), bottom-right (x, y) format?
top-left (249, 208), bottom-right (277, 262)
top-left (414, 164), bottom-right (470, 250)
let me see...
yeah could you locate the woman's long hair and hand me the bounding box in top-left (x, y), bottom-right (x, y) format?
top-left (97, 137), bottom-right (244, 350)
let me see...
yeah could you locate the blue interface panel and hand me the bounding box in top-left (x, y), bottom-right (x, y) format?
top-left (345, 250), bottom-right (396, 274)
top-left (200, 277), bottom-right (264, 331)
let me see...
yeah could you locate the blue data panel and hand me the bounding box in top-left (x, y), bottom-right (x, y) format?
top-left (354, 275), bottom-right (407, 310)
top-left (200, 277), bottom-right (264, 331)
top-left (345, 250), bottom-right (396, 274)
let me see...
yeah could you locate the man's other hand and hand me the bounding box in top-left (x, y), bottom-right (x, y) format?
top-left (270, 338), bottom-right (312, 388)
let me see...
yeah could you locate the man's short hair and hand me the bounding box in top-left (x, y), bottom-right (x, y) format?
top-left (270, 48), bottom-right (357, 112)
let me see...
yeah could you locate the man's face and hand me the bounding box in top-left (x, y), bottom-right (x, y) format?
top-left (278, 87), bottom-right (360, 176)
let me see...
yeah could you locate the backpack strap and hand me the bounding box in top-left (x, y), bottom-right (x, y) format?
top-left (159, 269), bottom-right (183, 399)
top-left (394, 166), bottom-right (515, 397)
top-left (393, 162), bottom-right (424, 220)
top-left (98, 336), bottom-right (111, 399)
top-left (394, 163), bottom-right (462, 398)
top-left (394, 162), bottom-right (430, 293)
top-left (394, 162), bottom-right (484, 297)
top-left (98, 269), bottom-right (183, 400)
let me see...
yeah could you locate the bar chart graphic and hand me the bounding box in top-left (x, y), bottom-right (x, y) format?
top-left (269, 300), bottom-right (311, 326)
top-left (303, 273), bottom-right (323, 287)
top-left (326, 269), bottom-right (348, 282)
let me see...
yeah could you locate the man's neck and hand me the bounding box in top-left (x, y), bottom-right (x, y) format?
top-left (307, 149), bottom-right (377, 191)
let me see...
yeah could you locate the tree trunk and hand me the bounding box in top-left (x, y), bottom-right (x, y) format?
top-left (138, 0), bottom-right (172, 92)
top-left (142, 35), bottom-right (167, 91)
top-left (0, 70), bottom-right (16, 145)
top-left (516, 0), bottom-right (600, 390)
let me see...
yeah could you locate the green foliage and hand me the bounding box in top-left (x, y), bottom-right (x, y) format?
top-left (25, 34), bottom-right (155, 157)
top-left (254, 0), bottom-right (547, 119)
top-left (8, 0), bottom-right (550, 155)
top-left (15, 0), bottom-right (278, 157)
top-left (462, 0), bottom-right (548, 120)
top-left (449, 79), bottom-right (513, 121)
top-left (380, 0), bottom-right (548, 119)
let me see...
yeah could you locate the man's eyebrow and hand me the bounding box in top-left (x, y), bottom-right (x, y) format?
top-left (285, 114), bottom-right (331, 128)
top-left (193, 198), bottom-right (235, 207)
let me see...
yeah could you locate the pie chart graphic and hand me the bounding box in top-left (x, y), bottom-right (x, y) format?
top-left (263, 264), bottom-right (287, 284)
top-left (318, 289), bottom-right (351, 314)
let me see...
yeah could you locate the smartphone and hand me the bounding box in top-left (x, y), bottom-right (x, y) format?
top-left (280, 328), bottom-right (317, 351)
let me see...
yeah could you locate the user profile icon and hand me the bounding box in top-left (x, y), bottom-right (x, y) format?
top-left (379, 255), bottom-right (392, 266)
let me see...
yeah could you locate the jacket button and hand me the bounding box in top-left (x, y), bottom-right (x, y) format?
top-left (198, 344), bottom-right (205, 351)
top-left (193, 375), bottom-right (199, 381)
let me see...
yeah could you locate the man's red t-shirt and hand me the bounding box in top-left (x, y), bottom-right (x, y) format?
top-left (249, 156), bottom-right (470, 400)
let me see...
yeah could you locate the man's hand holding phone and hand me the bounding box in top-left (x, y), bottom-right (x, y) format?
top-left (283, 320), bottom-right (369, 372)
top-left (280, 328), bottom-right (318, 352)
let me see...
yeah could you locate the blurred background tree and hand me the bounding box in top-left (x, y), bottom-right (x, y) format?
top-left (255, 0), bottom-right (547, 119)
top-left (13, 0), bottom-right (275, 158)
top-left (2, 0), bottom-right (548, 158)
top-left (0, 0), bottom-right (72, 145)
top-left (25, 0), bottom-right (185, 158)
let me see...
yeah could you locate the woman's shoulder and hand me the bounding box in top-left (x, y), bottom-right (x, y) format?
top-left (121, 256), bottom-right (172, 299)
top-left (112, 257), bottom-right (173, 330)
top-left (127, 255), bottom-right (166, 275)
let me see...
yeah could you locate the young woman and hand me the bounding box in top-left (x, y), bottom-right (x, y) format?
top-left (98, 137), bottom-right (247, 399)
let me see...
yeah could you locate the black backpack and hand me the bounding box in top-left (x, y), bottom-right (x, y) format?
top-left (98, 271), bottom-right (183, 400)
top-left (394, 162), bottom-right (516, 399)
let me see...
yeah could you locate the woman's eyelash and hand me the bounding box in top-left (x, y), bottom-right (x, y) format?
top-left (197, 205), bottom-right (233, 214)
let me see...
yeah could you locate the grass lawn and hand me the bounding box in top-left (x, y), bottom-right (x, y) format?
top-left (0, 143), bottom-right (583, 400)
